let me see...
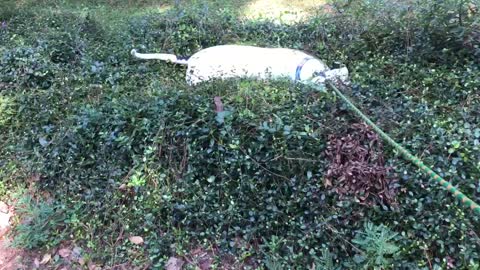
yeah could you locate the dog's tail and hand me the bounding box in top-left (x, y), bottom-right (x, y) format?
top-left (130, 49), bottom-right (189, 65)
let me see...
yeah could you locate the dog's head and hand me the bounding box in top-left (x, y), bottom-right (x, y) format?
top-left (311, 67), bottom-right (350, 85)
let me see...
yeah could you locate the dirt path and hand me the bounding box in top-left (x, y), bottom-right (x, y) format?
top-left (0, 239), bottom-right (26, 270)
top-left (243, 0), bottom-right (327, 21)
top-left (0, 202), bottom-right (30, 270)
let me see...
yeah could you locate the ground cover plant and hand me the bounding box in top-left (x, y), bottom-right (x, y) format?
top-left (1, 0), bottom-right (480, 269)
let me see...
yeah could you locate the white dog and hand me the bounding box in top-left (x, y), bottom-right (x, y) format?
top-left (131, 45), bottom-right (348, 86)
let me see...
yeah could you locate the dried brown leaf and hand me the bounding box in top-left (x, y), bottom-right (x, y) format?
top-left (0, 201), bottom-right (8, 213)
top-left (325, 123), bottom-right (398, 206)
top-left (39, 253), bottom-right (51, 265)
top-left (88, 262), bottom-right (100, 270)
top-left (58, 248), bottom-right (72, 258)
top-left (129, 236), bottom-right (144, 245)
top-left (33, 258), bottom-right (40, 268)
top-left (165, 257), bottom-right (184, 270)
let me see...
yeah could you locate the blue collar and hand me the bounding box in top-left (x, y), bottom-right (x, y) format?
top-left (295, 57), bottom-right (314, 81)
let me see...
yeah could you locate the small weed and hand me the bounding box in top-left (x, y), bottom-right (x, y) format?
top-left (313, 248), bottom-right (339, 270)
top-left (127, 171), bottom-right (146, 187)
top-left (352, 222), bottom-right (400, 269)
top-left (11, 192), bottom-right (65, 249)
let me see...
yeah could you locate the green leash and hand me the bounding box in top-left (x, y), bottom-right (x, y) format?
top-left (320, 81), bottom-right (480, 215)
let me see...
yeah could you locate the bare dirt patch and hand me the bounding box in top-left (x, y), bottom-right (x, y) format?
top-left (243, 0), bottom-right (327, 22)
top-left (0, 201), bottom-right (34, 270)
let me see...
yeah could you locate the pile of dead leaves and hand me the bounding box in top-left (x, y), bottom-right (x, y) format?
top-left (324, 123), bottom-right (398, 206)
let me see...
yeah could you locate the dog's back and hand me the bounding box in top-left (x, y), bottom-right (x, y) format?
top-left (131, 45), bottom-right (347, 85)
top-left (186, 45), bottom-right (328, 85)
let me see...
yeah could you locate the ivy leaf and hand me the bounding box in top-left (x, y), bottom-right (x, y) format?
top-left (474, 128), bottom-right (480, 138)
top-left (451, 140), bottom-right (461, 149)
top-left (353, 254), bottom-right (365, 264)
top-left (207, 176), bottom-right (216, 183)
top-left (39, 137), bottom-right (49, 147)
top-left (215, 111), bottom-right (232, 124)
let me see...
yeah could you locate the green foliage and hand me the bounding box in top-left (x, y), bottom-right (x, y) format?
top-left (0, 0), bottom-right (17, 21)
top-left (0, 0), bottom-right (480, 268)
top-left (127, 171), bottom-right (147, 187)
top-left (0, 46), bottom-right (56, 89)
top-left (11, 192), bottom-right (64, 249)
top-left (352, 222), bottom-right (400, 269)
top-left (314, 248), bottom-right (340, 270)
top-left (327, 0), bottom-right (480, 63)
top-left (0, 95), bottom-right (14, 127)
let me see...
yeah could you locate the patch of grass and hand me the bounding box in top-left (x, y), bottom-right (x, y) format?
top-left (10, 190), bottom-right (65, 249)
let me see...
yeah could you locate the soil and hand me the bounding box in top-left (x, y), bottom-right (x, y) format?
top-left (0, 202), bottom-right (35, 270)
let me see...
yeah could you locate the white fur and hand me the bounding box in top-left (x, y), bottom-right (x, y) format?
top-left (131, 45), bottom-right (348, 85)
top-left (130, 49), bottom-right (188, 64)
